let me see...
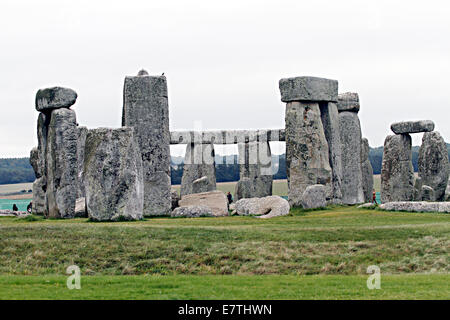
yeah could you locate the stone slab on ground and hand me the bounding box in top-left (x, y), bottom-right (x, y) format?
top-left (171, 206), bottom-right (213, 218)
top-left (379, 202), bottom-right (450, 213)
top-left (234, 196), bottom-right (290, 219)
top-left (178, 191), bottom-right (228, 217)
top-left (301, 184), bottom-right (327, 209)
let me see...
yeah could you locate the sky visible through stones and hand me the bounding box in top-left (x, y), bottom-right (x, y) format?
top-left (0, 0), bottom-right (449, 157)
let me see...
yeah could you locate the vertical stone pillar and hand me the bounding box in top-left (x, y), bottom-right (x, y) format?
top-left (180, 142), bottom-right (217, 197)
top-left (76, 126), bottom-right (88, 199)
top-left (337, 93), bottom-right (365, 204)
top-left (235, 141), bottom-right (273, 200)
top-left (381, 134), bottom-right (415, 202)
top-left (319, 102), bottom-right (343, 202)
top-left (361, 138), bottom-right (374, 202)
top-left (279, 76), bottom-right (336, 207)
top-left (123, 70), bottom-right (171, 216)
top-left (418, 131), bottom-right (449, 201)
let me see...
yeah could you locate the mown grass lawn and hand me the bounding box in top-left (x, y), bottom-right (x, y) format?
top-left (0, 206), bottom-right (448, 299)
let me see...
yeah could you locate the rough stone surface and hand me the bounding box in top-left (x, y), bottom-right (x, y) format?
top-left (76, 126), bottom-right (88, 198)
top-left (418, 131), bottom-right (450, 201)
top-left (421, 186), bottom-right (435, 201)
top-left (320, 102), bottom-right (343, 201)
top-left (123, 72), bottom-right (171, 216)
top-left (414, 177), bottom-right (423, 201)
top-left (30, 147), bottom-right (40, 178)
top-left (337, 92), bottom-right (360, 113)
top-left (35, 87), bottom-right (77, 112)
top-left (361, 138), bottom-right (374, 203)
top-left (75, 198), bottom-right (87, 217)
top-left (279, 76), bottom-right (338, 102)
top-left (32, 177), bottom-right (46, 215)
top-left (181, 143), bottom-right (216, 197)
top-left (36, 112), bottom-right (50, 211)
top-left (301, 185), bottom-right (327, 209)
top-left (192, 176), bottom-right (210, 194)
top-left (381, 134), bottom-right (415, 203)
top-left (234, 196), bottom-right (290, 219)
top-left (178, 191), bottom-right (228, 217)
top-left (170, 129), bottom-right (285, 144)
top-left (235, 142), bottom-right (273, 200)
top-left (379, 202), bottom-right (450, 213)
top-left (339, 111), bottom-right (365, 204)
top-left (391, 120), bottom-right (435, 135)
top-left (84, 128), bottom-right (144, 221)
top-left (171, 206), bottom-right (213, 218)
top-left (445, 178), bottom-right (450, 201)
top-left (171, 190), bottom-right (180, 210)
top-left (357, 203), bottom-right (377, 209)
top-left (285, 101), bottom-right (332, 207)
top-left (46, 108), bottom-right (78, 218)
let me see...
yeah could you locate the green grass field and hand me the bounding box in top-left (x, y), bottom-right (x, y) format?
top-left (0, 206), bottom-right (448, 299)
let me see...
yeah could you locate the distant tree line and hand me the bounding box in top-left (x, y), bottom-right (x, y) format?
top-left (1, 144), bottom-right (449, 185)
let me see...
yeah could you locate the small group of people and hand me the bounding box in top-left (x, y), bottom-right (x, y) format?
top-left (11, 201), bottom-right (33, 213)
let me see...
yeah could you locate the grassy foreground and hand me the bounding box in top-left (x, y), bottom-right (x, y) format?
top-left (1, 274), bottom-right (448, 300)
top-left (0, 206), bottom-right (448, 299)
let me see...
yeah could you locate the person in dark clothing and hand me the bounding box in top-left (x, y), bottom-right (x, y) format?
top-left (372, 189), bottom-right (378, 205)
top-left (12, 204), bottom-right (18, 211)
top-left (227, 192), bottom-right (233, 204)
top-left (27, 201), bottom-right (33, 213)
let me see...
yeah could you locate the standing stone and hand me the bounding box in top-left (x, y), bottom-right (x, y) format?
top-left (192, 176), bottom-right (210, 194)
top-left (46, 108), bottom-right (78, 218)
top-left (235, 141), bottom-right (273, 200)
top-left (181, 143), bottom-right (217, 197)
top-left (418, 132), bottom-right (450, 201)
top-left (29, 147), bottom-right (40, 178)
top-left (171, 190), bottom-right (180, 210)
top-left (339, 111), bottom-right (364, 204)
top-left (381, 134), bottom-right (415, 203)
top-left (421, 186), bottom-right (435, 201)
top-left (32, 177), bottom-right (46, 215)
top-left (414, 177), bottom-right (423, 201)
top-left (123, 71), bottom-right (171, 216)
top-left (361, 138), bottom-right (374, 202)
top-left (285, 101), bottom-right (332, 206)
top-left (319, 102), bottom-right (343, 202)
top-left (84, 128), bottom-right (144, 221)
top-left (445, 178), bottom-right (450, 201)
top-left (76, 126), bottom-right (88, 199)
top-left (35, 87), bottom-right (77, 112)
top-left (301, 184), bottom-right (327, 209)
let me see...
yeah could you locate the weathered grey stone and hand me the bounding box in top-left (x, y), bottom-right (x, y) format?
top-left (361, 138), bottom-right (374, 203)
top-left (279, 76), bottom-right (338, 102)
top-left (35, 87), bottom-right (77, 112)
top-left (380, 134), bottom-right (415, 203)
top-left (357, 203), bottom-right (377, 209)
top-left (414, 177), bottom-right (423, 201)
top-left (32, 177), bottom-right (46, 215)
top-left (180, 143), bottom-right (216, 197)
top-left (30, 147), bottom-right (40, 178)
top-left (178, 191), bottom-right (228, 217)
top-left (339, 111), bottom-right (365, 204)
top-left (285, 101), bottom-right (332, 207)
top-left (37, 112), bottom-right (50, 187)
top-left (76, 126), bottom-right (88, 198)
top-left (46, 108), bottom-right (78, 218)
top-left (320, 102), bottom-right (343, 201)
top-left (391, 120), bottom-right (435, 135)
top-left (418, 132), bottom-right (450, 201)
top-left (301, 184), bottom-right (327, 209)
top-left (379, 201), bottom-right (450, 213)
top-left (84, 128), bottom-right (144, 221)
top-left (235, 196), bottom-right (290, 219)
top-left (0, 210), bottom-right (29, 216)
top-left (170, 129), bottom-right (285, 144)
top-left (421, 185), bottom-right (435, 201)
top-left (445, 178), bottom-right (450, 201)
top-left (171, 190), bottom-right (180, 210)
top-left (235, 141), bottom-right (273, 200)
top-left (171, 206), bottom-right (213, 218)
top-left (122, 71), bottom-right (171, 216)
top-left (75, 198), bottom-right (87, 217)
top-left (192, 176), bottom-right (210, 194)
top-left (337, 92), bottom-right (360, 113)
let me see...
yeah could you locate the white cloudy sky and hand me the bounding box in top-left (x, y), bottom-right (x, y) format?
top-left (0, 0), bottom-right (449, 157)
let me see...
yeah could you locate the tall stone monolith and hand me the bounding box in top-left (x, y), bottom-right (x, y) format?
top-left (123, 70), bottom-right (171, 216)
top-left (181, 142), bottom-right (217, 197)
top-left (235, 141), bottom-right (273, 200)
top-left (380, 134), bottom-right (415, 202)
top-left (46, 108), bottom-right (78, 218)
top-left (338, 93), bottom-right (364, 204)
top-left (84, 128), bottom-right (144, 221)
top-left (361, 138), bottom-right (374, 202)
top-left (418, 131), bottom-right (449, 201)
top-left (76, 126), bottom-right (88, 199)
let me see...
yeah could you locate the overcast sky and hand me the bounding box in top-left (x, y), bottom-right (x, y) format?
top-left (0, 0), bottom-right (449, 157)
